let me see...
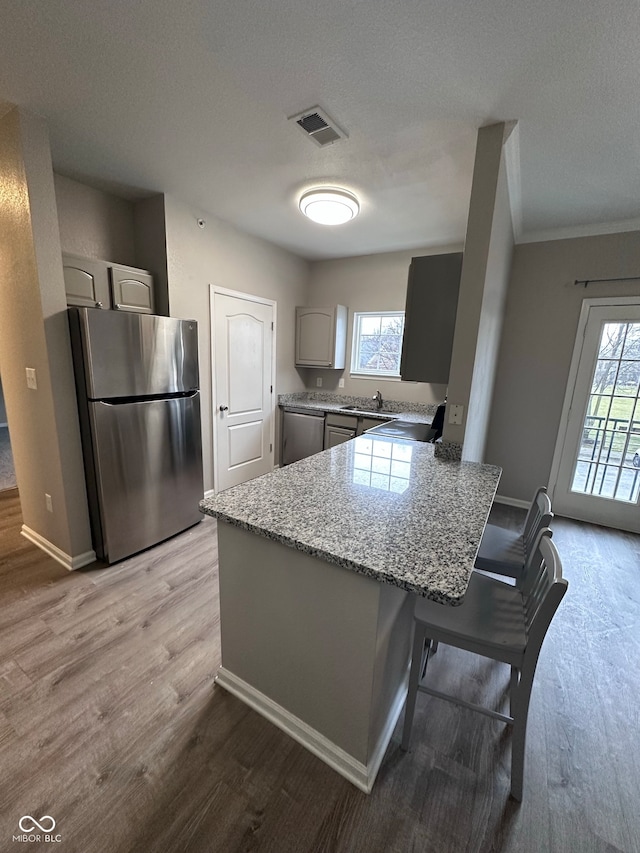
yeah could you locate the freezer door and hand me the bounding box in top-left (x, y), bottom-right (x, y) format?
top-left (88, 393), bottom-right (204, 563)
top-left (70, 307), bottom-right (199, 399)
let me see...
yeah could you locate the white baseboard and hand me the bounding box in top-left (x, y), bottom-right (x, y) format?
top-left (21, 525), bottom-right (96, 571)
top-left (493, 494), bottom-right (530, 510)
top-left (215, 667), bottom-right (402, 793)
top-left (0, 421), bottom-right (8, 428)
top-left (364, 676), bottom-right (408, 788)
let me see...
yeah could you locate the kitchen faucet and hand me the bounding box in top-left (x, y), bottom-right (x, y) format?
top-left (372, 390), bottom-right (383, 411)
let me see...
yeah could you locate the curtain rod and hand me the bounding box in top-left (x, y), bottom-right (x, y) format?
top-left (574, 276), bottom-right (640, 287)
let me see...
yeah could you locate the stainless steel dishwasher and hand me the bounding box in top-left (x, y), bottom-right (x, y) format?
top-left (281, 407), bottom-right (325, 465)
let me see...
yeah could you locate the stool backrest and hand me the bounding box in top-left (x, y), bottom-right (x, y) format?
top-left (523, 487), bottom-right (554, 557)
top-left (521, 529), bottom-right (567, 659)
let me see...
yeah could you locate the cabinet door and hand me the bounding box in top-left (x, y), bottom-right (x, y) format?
top-left (296, 308), bottom-right (335, 366)
top-left (63, 255), bottom-right (110, 309)
top-left (110, 265), bottom-right (155, 314)
top-left (400, 253), bottom-right (463, 384)
top-left (324, 424), bottom-right (356, 449)
top-left (358, 416), bottom-right (390, 435)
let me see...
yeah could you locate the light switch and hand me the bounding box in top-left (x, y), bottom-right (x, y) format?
top-left (25, 367), bottom-right (37, 390)
top-left (316, 377), bottom-right (323, 387)
top-left (338, 378), bottom-right (345, 388)
top-left (449, 404), bottom-right (464, 425)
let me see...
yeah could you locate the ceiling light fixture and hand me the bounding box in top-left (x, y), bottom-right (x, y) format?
top-left (299, 188), bottom-right (360, 225)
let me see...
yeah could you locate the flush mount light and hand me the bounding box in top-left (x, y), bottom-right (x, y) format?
top-left (299, 188), bottom-right (360, 225)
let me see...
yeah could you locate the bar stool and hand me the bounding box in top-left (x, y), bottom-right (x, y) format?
top-left (401, 529), bottom-right (567, 801)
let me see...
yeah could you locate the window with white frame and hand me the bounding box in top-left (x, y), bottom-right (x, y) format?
top-left (350, 311), bottom-right (405, 377)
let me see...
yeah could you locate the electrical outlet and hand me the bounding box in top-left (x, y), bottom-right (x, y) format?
top-left (338, 378), bottom-right (345, 388)
top-left (45, 493), bottom-right (53, 513)
top-left (26, 367), bottom-right (37, 390)
top-left (316, 377), bottom-right (323, 387)
top-left (448, 404), bottom-right (464, 425)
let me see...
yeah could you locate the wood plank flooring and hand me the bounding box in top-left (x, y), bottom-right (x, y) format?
top-left (0, 487), bottom-right (639, 852)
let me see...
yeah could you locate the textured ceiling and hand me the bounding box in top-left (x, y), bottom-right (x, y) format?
top-left (1, 0), bottom-right (639, 260)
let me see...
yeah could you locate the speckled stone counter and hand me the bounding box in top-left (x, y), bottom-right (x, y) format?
top-left (204, 435), bottom-right (501, 791)
top-left (201, 434), bottom-right (501, 606)
top-left (278, 392), bottom-right (435, 425)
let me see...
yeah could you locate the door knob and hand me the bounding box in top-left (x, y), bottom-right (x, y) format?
top-left (219, 405), bottom-right (229, 412)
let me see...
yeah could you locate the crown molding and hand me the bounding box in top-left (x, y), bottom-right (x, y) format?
top-left (518, 217), bottom-right (640, 245)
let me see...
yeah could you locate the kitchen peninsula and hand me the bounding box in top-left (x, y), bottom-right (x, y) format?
top-left (201, 436), bottom-right (501, 792)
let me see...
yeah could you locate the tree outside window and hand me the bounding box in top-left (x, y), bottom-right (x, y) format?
top-left (351, 312), bottom-right (405, 377)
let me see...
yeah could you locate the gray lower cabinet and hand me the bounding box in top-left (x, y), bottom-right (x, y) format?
top-left (400, 252), bottom-right (463, 384)
top-left (281, 408), bottom-right (325, 465)
top-left (324, 424), bottom-right (356, 448)
top-left (358, 416), bottom-right (386, 435)
top-left (324, 412), bottom-right (357, 448)
top-left (281, 407), bottom-right (395, 464)
top-left (63, 254), bottom-right (155, 314)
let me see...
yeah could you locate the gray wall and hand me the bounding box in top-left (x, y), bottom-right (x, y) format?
top-left (164, 195), bottom-right (308, 492)
top-left (446, 123), bottom-right (514, 458)
top-left (54, 173), bottom-right (137, 265)
top-left (462, 149), bottom-right (513, 460)
top-left (0, 107), bottom-right (92, 557)
top-left (54, 175), bottom-right (170, 316)
top-left (306, 246), bottom-right (463, 406)
top-left (0, 377), bottom-right (7, 424)
top-left (133, 194), bottom-right (170, 316)
top-left (486, 231), bottom-right (640, 502)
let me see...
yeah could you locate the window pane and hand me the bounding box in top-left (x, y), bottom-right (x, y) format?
top-left (586, 395), bottom-right (611, 430)
top-left (621, 323), bottom-right (640, 360)
top-left (378, 352), bottom-right (400, 372)
top-left (360, 316), bottom-right (381, 336)
top-left (380, 315), bottom-right (404, 335)
top-left (615, 359), bottom-right (640, 397)
top-left (351, 311), bottom-right (405, 376)
top-left (591, 359), bottom-right (619, 394)
top-left (571, 319), bottom-right (640, 504)
top-left (381, 334), bottom-right (401, 353)
top-left (604, 397), bottom-right (635, 431)
top-left (598, 323), bottom-right (626, 359)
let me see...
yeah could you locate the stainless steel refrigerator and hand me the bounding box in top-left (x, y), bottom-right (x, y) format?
top-left (68, 307), bottom-right (204, 563)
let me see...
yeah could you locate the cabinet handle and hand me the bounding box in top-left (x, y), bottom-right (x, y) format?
top-left (95, 301), bottom-right (104, 308)
top-left (219, 405), bottom-right (229, 412)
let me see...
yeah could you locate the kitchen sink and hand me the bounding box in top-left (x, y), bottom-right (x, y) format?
top-left (340, 405), bottom-right (396, 416)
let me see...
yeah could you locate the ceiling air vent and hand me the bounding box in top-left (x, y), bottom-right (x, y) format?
top-left (288, 106), bottom-right (347, 147)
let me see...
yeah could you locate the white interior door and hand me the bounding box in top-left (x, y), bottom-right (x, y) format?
top-left (550, 299), bottom-right (640, 532)
top-left (211, 287), bottom-right (275, 492)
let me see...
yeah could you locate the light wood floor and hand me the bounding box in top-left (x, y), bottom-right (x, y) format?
top-left (0, 488), bottom-right (639, 853)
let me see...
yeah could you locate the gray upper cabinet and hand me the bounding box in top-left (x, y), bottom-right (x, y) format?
top-left (110, 264), bottom-right (155, 314)
top-left (62, 255), bottom-right (110, 309)
top-left (295, 305), bottom-right (348, 368)
top-left (400, 252), bottom-right (463, 385)
top-left (63, 254), bottom-right (155, 314)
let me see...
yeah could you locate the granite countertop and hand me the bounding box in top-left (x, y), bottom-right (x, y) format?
top-left (278, 392), bottom-right (435, 425)
top-left (201, 435), bottom-right (501, 605)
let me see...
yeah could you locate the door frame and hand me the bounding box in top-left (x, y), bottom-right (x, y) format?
top-left (209, 285), bottom-right (277, 495)
top-left (548, 295), bottom-right (640, 510)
